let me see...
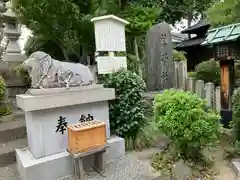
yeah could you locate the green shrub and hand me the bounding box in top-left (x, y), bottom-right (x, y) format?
top-left (126, 53), bottom-right (140, 75)
top-left (151, 150), bottom-right (177, 176)
top-left (125, 119), bottom-right (159, 150)
top-left (188, 71), bottom-right (196, 78)
top-left (100, 70), bottom-right (146, 142)
top-left (0, 76), bottom-right (5, 99)
top-left (0, 76), bottom-right (12, 117)
top-left (173, 49), bottom-right (187, 62)
top-left (154, 89), bottom-right (221, 160)
top-left (232, 88), bottom-right (240, 142)
top-left (14, 64), bottom-right (31, 86)
top-left (0, 105), bottom-right (12, 117)
top-left (235, 62), bottom-right (240, 87)
top-left (194, 59), bottom-right (220, 85)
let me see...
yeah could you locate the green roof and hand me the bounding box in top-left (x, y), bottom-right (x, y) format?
top-left (202, 23), bottom-right (240, 45)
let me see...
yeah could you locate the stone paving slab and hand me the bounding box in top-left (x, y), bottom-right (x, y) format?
top-left (0, 164), bottom-right (21, 180)
top-left (0, 138), bottom-right (27, 167)
top-left (0, 155), bottom-right (159, 180)
top-left (0, 119), bottom-right (26, 143)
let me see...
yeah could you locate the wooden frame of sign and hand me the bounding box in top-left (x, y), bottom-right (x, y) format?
top-left (91, 15), bottom-right (129, 74)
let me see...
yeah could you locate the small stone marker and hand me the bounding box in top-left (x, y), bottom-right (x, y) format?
top-left (178, 61), bottom-right (187, 90)
top-left (215, 86), bottom-right (221, 112)
top-left (145, 22), bottom-right (173, 91)
top-left (195, 80), bottom-right (205, 98)
top-left (205, 82), bottom-right (215, 108)
top-left (187, 77), bottom-right (195, 92)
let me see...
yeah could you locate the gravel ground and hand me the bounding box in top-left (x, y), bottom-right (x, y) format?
top-left (0, 164), bottom-right (21, 180)
top-left (0, 148), bottom-right (237, 180)
top-left (0, 154), bottom-right (158, 180)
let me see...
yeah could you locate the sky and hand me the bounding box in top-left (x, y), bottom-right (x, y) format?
top-left (18, 26), bottom-right (32, 52)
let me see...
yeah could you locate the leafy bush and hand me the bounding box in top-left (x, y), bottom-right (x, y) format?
top-left (125, 120), bottom-right (159, 150)
top-left (0, 76), bottom-right (5, 99)
top-left (100, 70), bottom-right (146, 143)
top-left (0, 76), bottom-right (12, 117)
top-left (14, 64), bottom-right (31, 86)
top-left (151, 151), bottom-right (176, 175)
top-left (0, 105), bottom-right (12, 117)
top-left (188, 71), bottom-right (196, 78)
top-left (126, 53), bottom-right (141, 75)
top-left (173, 49), bottom-right (187, 62)
top-left (194, 59), bottom-right (240, 86)
top-left (154, 89), bottom-right (221, 160)
top-left (232, 88), bottom-right (240, 142)
top-left (235, 62), bottom-right (240, 87)
top-left (194, 59), bottom-right (220, 85)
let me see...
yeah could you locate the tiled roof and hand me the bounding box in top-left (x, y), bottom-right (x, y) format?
top-left (176, 37), bottom-right (205, 48)
top-left (171, 32), bottom-right (188, 43)
top-left (202, 22), bottom-right (240, 45)
top-left (181, 19), bottom-right (210, 34)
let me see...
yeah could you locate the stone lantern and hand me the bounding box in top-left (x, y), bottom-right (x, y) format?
top-left (2, 1), bottom-right (24, 61)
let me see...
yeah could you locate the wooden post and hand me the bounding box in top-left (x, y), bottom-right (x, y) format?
top-left (219, 59), bottom-right (235, 128)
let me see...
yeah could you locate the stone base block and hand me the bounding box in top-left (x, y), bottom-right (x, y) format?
top-left (232, 159), bottom-right (240, 177)
top-left (2, 54), bottom-right (26, 62)
top-left (16, 136), bottom-right (125, 180)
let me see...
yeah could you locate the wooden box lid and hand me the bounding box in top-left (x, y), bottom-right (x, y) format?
top-left (68, 120), bottom-right (105, 132)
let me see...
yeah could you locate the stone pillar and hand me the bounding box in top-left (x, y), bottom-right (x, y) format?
top-left (195, 80), bottom-right (205, 98)
top-left (178, 61), bottom-right (187, 90)
top-left (186, 77), bottom-right (195, 93)
top-left (215, 86), bottom-right (221, 112)
top-left (205, 82), bottom-right (214, 108)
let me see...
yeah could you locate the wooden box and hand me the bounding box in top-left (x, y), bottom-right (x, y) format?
top-left (68, 120), bottom-right (107, 154)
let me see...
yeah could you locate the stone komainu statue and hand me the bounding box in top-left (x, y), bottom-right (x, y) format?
top-left (22, 51), bottom-right (94, 88)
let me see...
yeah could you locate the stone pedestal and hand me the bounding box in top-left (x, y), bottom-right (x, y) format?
top-left (0, 57), bottom-right (28, 110)
top-left (16, 136), bottom-right (125, 180)
top-left (2, 54), bottom-right (27, 62)
top-left (15, 84), bottom-right (126, 180)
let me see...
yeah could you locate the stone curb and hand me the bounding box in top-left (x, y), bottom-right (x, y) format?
top-left (232, 159), bottom-right (240, 177)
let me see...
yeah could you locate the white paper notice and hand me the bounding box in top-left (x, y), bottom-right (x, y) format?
top-left (96, 56), bottom-right (127, 74)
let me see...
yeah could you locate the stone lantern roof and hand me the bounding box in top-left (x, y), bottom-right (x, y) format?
top-left (2, 1), bottom-right (16, 20)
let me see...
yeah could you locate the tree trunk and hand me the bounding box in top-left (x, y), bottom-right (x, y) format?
top-left (71, 49), bottom-right (82, 63)
top-left (134, 37), bottom-right (143, 79)
top-left (187, 14), bottom-right (193, 39)
top-left (59, 43), bottom-right (70, 61)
